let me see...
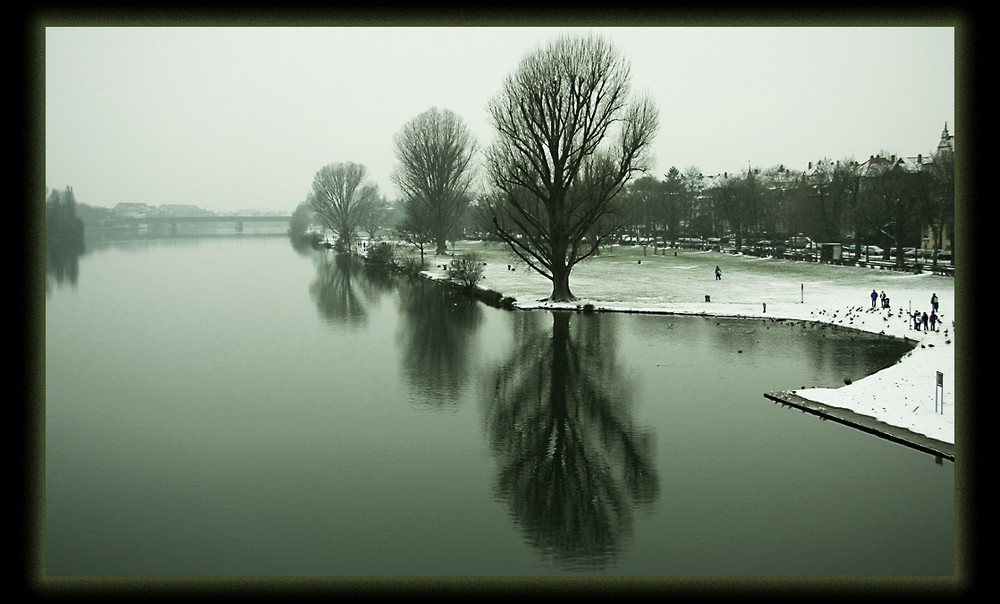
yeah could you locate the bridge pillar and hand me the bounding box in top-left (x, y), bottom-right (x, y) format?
top-left (236, 221), bottom-right (244, 232)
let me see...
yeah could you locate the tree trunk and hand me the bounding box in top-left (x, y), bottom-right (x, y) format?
top-left (549, 264), bottom-right (576, 302)
top-left (550, 311), bottom-right (571, 413)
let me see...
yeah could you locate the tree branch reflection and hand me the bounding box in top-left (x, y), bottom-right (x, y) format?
top-left (395, 279), bottom-right (483, 409)
top-left (485, 311), bottom-right (659, 568)
top-left (308, 252), bottom-right (371, 326)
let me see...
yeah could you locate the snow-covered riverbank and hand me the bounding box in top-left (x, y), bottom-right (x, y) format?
top-left (419, 242), bottom-right (956, 448)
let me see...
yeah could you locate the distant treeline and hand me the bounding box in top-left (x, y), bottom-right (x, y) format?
top-left (45, 186), bottom-right (85, 250)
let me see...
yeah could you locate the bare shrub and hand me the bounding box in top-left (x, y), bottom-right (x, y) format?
top-left (449, 253), bottom-right (485, 291)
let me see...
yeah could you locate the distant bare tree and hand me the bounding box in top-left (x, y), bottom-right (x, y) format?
top-left (915, 151), bottom-right (954, 267)
top-left (395, 212), bottom-right (435, 265)
top-left (361, 194), bottom-right (392, 241)
top-left (481, 34), bottom-right (658, 302)
top-left (680, 166), bottom-right (706, 238)
top-left (805, 159), bottom-right (837, 242)
top-left (288, 200), bottom-right (314, 237)
top-left (830, 159), bottom-right (866, 260)
top-left (713, 169), bottom-right (765, 252)
top-left (392, 107), bottom-right (478, 255)
top-left (308, 162), bottom-right (379, 252)
top-left (860, 153), bottom-right (921, 262)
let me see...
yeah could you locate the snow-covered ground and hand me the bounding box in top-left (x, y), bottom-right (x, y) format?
top-left (418, 241), bottom-right (956, 446)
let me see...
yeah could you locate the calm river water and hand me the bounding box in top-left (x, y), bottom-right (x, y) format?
top-left (43, 232), bottom-right (953, 576)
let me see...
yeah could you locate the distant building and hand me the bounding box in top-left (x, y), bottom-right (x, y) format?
top-left (112, 202), bottom-right (153, 218)
top-left (158, 204), bottom-right (215, 217)
top-left (935, 122), bottom-right (954, 160)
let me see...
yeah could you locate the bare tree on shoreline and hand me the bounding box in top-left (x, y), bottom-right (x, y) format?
top-left (308, 162), bottom-right (379, 252)
top-left (392, 107), bottom-right (478, 256)
top-left (481, 34), bottom-right (659, 302)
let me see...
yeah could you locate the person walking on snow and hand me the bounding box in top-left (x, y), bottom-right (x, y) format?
top-left (715, 266), bottom-right (722, 280)
top-left (871, 289), bottom-right (878, 309)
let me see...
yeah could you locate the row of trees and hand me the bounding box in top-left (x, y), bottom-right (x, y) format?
top-left (616, 149), bottom-right (954, 267)
top-left (302, 109), bottom-right (475, 258)
top-left (304, 34), bottom-right (953, 303)
top-left (305, 34), bottom-right (658, 302)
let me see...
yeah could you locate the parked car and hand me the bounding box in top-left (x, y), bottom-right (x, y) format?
top-left (916, 248), bottom-right (948, 260)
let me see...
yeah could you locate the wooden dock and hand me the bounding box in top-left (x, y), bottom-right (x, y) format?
top-left (763, 390), bottom-right (954, 462)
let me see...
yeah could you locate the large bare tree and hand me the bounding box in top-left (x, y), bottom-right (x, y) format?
top-left (392, 107), bottom-right (478, 255)
top-left (481, 34), bottom-right (658, 302)
top-left (308, 162), bottom-right (379, 252)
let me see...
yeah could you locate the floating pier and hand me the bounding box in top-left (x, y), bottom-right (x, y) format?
top-left (764, 390), bottom-right (954, 461)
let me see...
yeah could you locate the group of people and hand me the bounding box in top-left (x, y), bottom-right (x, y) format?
top-left (912, 292), bottom-right (942, 332)
top-left (870, 289), bottom-right (943, 332)
top-left (870, 289), bottom-right (891, 309)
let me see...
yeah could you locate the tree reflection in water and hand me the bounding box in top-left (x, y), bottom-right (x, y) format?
top-left (485, 310), bottom-right (659, 569)
top-left (45, 239), bottom-right (85, 294)
top-left (309, 251), bottom-right (394, 327)
top-left (395, 278), bottom-right (483, 409)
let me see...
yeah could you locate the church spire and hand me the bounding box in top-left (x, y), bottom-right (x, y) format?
top-left (936, 122), bottom-right (954, 158)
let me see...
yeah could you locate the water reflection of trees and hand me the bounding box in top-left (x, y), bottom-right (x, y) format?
top-left (45, 239), bottom-right (86, 293)
top-left (309, 251), bottom-right (394, 327)
top-left (484, 311), bottom-right (659, 569)
top-left (395, 279), bottom-right (483, 409)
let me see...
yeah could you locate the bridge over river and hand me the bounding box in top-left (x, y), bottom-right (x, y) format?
top-left (103, 215), bottom-right (293, 232)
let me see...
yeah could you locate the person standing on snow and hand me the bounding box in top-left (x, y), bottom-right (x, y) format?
top-left (715, 266), bottom-right (722, 280)
top-left (931, 293), bottom-right (939, 313)
top-left (922, 311), bottom-right (929, 332)
top-left (871, 289), bottom-right (878, 309)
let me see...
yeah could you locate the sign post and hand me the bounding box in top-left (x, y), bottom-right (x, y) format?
top-left (935, 371), bottom-right (944, 414)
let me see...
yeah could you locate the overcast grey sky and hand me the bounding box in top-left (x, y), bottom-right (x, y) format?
top-left (44, 26), bottom-right (955, 214)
